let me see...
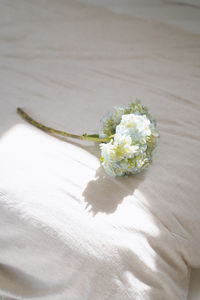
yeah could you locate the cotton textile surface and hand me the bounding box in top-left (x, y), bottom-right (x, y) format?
top-left (0, 0), bottom-right (200, 299)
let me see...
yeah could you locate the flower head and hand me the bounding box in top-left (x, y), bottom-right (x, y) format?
top-left (99, 101), bottom-right (159, 177)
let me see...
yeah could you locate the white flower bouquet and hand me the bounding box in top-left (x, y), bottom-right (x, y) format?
top-left (17, 101), bottom-right (159, 177)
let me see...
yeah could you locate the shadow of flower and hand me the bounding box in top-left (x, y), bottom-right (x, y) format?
top-left (41, 133), bottom-right (147, 216)
top-left (82, 166), bottom-right (146, 216)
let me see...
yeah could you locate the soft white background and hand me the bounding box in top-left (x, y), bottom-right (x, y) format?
top-left (0, 0), bottom-right (200, 299)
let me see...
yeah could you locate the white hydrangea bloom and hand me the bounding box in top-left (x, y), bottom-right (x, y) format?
top-left (99, 103), bottom-right (159, 177)
top-left (115, 114), bottom-right (151, 144)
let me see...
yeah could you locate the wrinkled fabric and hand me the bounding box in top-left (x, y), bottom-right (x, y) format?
top-left (0, 0), bottom-right (200, 299)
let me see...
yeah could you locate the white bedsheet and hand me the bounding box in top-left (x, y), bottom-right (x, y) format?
top-left (0, 0), bottom-right (200, 299)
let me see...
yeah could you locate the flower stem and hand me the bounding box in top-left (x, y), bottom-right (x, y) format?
top-left (17, 108), bottom-right (109, 143)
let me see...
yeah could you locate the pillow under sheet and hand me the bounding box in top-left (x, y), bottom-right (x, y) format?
top-left (0, 124), bottom-right (194, 300)
top-left (0, 0), bottom-right (200, 299)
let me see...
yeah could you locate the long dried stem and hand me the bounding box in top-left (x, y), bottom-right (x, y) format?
top-left (17, 108), bottom-right (109, 143)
